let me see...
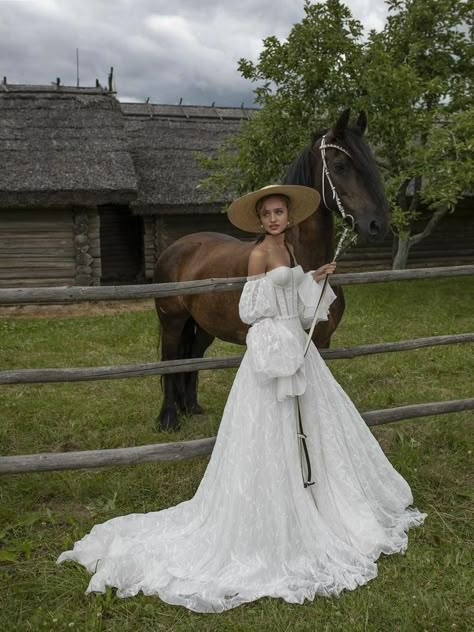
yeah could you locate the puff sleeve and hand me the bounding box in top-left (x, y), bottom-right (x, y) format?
top-left (297, 271), bottom-right (337, 330)
top-left (238, 275), bottom-right (278, 325)
top-left (239, 275), bottom-right (307, 400)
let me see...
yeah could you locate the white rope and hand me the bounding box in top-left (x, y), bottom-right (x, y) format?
top-left (297, 134), bottom-right (360, 487)
top-left (320, 136), bottom-right (354, 226)
top-left (303, 135), bottom-right (358, 356)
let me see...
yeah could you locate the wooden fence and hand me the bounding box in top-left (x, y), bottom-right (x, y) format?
top-left (1, 264), bottom-right (473, 475)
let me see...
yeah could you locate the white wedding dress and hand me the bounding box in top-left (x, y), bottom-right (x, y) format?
top-left (57, 265), bottom-right (427, 613)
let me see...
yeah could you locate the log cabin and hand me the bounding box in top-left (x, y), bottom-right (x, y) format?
top-left (0, 82), bottom-right (472, 288)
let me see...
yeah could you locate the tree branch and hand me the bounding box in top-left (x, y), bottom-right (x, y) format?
top-left (408, 205), bottom-right (450, 247)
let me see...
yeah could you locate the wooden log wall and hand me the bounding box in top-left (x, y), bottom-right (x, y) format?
top-left (0, 207), bottom-right (101, 288)
top-left (338, 204), bottom-right (473, 271)
top-left (88, 209), bottom-right (101, 285)
top-left (0, 208), bottom-right (77, 287)
top-left (72, 207), bottom-right (101, 286)
top-left (152, 203), bottom-right (473, 271)
top-left (143, 215), bottom-right (157, 280)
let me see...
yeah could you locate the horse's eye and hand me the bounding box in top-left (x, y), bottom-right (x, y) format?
top-left (333, 161), bottom-right (346, 173)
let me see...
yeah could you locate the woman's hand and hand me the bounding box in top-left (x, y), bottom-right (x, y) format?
top-left (312, 261), bottom-right (337, 282)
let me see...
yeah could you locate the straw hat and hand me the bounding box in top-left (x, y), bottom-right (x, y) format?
top-left (227, 184), bottom-right (320, 233)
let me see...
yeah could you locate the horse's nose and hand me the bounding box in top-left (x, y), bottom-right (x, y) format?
top-left (355, 216), bottom-right (389, 242)
top-left (369, 219), bottom-right (381, 237)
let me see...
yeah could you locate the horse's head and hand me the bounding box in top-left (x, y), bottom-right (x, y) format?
top-left (284, 108), bottom-right (390, 245)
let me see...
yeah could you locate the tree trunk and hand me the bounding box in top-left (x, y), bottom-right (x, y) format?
top-left (392, 204), bottom-right (451, 270)
top-left (392, 236), bottom-right (410, 269)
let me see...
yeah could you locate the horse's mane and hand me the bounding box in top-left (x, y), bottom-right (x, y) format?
top-left (282, 126), bottom-right (386, 209)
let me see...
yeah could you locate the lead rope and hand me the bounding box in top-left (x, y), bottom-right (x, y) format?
top-left (296, 134), bottom-right (358, 488)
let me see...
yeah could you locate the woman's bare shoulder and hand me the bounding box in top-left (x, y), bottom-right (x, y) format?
top-left (247, 245), bottom-right (268, 276)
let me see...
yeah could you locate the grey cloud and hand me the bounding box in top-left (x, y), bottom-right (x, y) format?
top-left (0, 0), bottom-right (387, 106)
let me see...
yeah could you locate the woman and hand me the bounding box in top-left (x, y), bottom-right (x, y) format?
top-left (57, 184), bottom-right (427, 613)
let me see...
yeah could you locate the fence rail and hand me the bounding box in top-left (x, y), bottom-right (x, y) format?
top-left (2, 264), bottom-right (473, 476)
top-left (0, 264), bottom-right (473, 305)
top-left (1, 398), bottom-right (472, 475)
top-left (1, 333), bottom-right (473, 385)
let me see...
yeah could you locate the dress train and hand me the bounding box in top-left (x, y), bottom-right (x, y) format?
top-left (57, 265), bottom-right (427, 612)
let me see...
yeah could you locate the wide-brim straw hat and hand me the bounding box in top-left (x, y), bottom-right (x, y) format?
top-left (227, 184), bottom-right (320, 233)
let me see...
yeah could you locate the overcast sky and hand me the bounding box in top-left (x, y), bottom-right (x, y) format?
top-left (1, 0), bottom-right (388, 107)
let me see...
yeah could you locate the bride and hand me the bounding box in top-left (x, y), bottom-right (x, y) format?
top-left (57, 184), bottom-right (427, 613)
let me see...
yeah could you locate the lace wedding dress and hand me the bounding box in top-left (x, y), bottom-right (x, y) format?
top-left (57, 265), bottom-right (427, 613)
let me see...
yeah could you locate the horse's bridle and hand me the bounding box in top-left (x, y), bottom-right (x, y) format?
top-left (317, 134), bottom-right (357, 239)
top-left (296, 135), bottom-right (359, 489)
top-left (303, 133), bottom-right (360, 273)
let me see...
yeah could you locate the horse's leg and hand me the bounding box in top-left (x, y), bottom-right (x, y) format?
top-left (181, 325), bottom-right (215, 415)
top-left (157, 315), bottom-right (189, 432)
top-left (174, 317), bottom-right (197, 414)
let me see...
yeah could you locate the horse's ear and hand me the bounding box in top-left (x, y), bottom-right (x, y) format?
top-left (327, 108), bottom-right (351, 141)
top-left (356, 110), bottom-right (368, 135)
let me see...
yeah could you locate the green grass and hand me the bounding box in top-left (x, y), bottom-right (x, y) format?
top-left (0, 276), bottom-right (473, 631)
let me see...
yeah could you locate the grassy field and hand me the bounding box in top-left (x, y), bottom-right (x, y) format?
top-left (0, 276), bottom-right (472, 631)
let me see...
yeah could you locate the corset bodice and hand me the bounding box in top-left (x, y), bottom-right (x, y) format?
top-left (266, 265), bottom-right (305, 318)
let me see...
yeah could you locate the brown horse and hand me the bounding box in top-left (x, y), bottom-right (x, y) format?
top-left (154, 109), bottom-right (390, 430)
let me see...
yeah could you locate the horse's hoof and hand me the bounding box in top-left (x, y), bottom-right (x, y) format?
top-left (155, 409), bottom-right (180, 432)
top-left (186, 402), bottom-right (204, 415)
top-left (177, 399), bottom-right (204, 415)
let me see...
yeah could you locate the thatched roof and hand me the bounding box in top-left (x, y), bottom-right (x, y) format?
top-left (121, 102), bottom-right (257, 214)
top-left (0, 84), bottom-right (137, 208)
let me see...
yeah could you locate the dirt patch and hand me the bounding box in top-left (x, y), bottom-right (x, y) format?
top-left (0, 299), bottom-right (155, 319)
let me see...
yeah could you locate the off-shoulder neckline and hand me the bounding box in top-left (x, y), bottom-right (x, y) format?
top-left (246, 264), bottom-right (302, 281)
top-left (267, 264), bottom-right (302, 274)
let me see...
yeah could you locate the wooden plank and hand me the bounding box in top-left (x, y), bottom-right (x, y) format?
top-left (0, 223), bottom-right (72, 231)
top-left (0, 269), bottom-right (76, 279)
top-left (0, 239), bottom-right (73, 248)
top-left (0, 262), bottom-right (75, 269)
top-left (0, 209), bottom-right (72, 221)
top-left (0, 265), bottom-right (472, 304)
top-left (1, 333), bottom-right (472, 385)
top-left (1, 398), bottom-right (472, 474)
top-left (0, 228), bottom-right (73, 242)
top-left (0, 224), bottom-right (72, 231)
top-left (409, 249), bottom-right (474, 257)
top-left (407, 258), bottom-right (474, 268)
top-left (0, 228), bottom-right (72, 241)
top-left (0, 247), bottom-right (74, 254)
top-left (0, 279), bottom-right (75, 288)
top-left (0, 257), bottom-right (74, 264)
top-left (341, 253), bottom-right (390, 260)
